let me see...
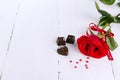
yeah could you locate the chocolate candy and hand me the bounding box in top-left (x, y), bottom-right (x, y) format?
top-left (57, 46), bottom-right (68, 56)
top-left (66, 35), bottom-right (75, 44)
top-left (56, 37), bottom-right (66, 46)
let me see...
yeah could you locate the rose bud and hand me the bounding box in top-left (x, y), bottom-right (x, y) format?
top-left (77, 35), bottom-right (109, 58)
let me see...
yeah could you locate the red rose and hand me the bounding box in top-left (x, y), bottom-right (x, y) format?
top-left (77, 35), bottom-right (109, 58)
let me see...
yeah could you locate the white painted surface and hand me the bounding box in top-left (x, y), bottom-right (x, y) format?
top-left (0, 0), bottom-right (19, 75)
top-left (0, 0), bottom-right (120, 80)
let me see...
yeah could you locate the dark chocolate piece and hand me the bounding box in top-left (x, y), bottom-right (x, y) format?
top-left (57, 46), bottom-right (68, 56)
top-left (66, 35), bottom-right (75, 44)
top-left (56, 37), bottom-right (66, 46)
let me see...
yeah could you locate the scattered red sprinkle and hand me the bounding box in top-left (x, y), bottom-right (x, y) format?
top-left (87, 57), bottom-right (89, 59)
top-left (79, 59), bottom-right (82, 62)
top-left (74, 66), bottom-right (77, 68)
top-left (69, 60), bottom-right (72, 63)
top-left (85, 64), bottom-right (88, 66)
top-left (85, 66), bottom-right (88, 69)
top-left (86, 60), bottom-right (89, 63)
top-left (69, 58), bottom-right (90, 69)
top-left (76, 61), bottom-right (79, 64)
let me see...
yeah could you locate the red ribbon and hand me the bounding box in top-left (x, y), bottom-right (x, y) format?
top-left (107, 51), bottom-right (114, 61)
top-left (86, 23), bottom-right (114, 61)
top-left (89, 23), bottom-right (114, 38)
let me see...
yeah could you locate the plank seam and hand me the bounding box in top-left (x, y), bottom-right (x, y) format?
top-left (0, 0), bottom-right (22, 79)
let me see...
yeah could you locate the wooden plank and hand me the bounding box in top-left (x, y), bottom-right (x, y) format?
top-left (0, 0), bottom-right (20, 75)
top-left (58, 0), bottom-right (118, 80)
top-left (110, 24), bottom-right (120, 80)
top-left (0, 0), bottom-right (120, 80)
top-left (1, 0), bottom-right (58, 80)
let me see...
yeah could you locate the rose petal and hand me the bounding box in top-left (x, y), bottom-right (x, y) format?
top-left (77, 35), bottom-right (109, 59)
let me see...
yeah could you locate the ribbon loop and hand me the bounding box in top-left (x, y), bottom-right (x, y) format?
top-left (88, 23), bottom-right (114, 38)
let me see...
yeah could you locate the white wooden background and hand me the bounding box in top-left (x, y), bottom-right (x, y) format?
top-left (0, 0), bottom-right (120, 80)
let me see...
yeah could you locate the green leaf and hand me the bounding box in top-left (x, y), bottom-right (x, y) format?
top-left (113, 17), bottom-right (120, 23)
top-left (106, 36), bottom-right (118, 50)
top-left (90, 30), bottom-right (94, 34)
top-left (95, 2), bottom-right (111, 17)
top-left (98, 33), bottom-right (104, 38)
top-left (99, 16), bottom-right (113, 24)
top-left (118, 2), bottom-right (120, 7)
top-left (98, 16), bottom-right (113, 28)
top-left (107, 27), bottom-right (112, 32)
top-left (99, 21), bottom-right (108, 29)
top-left (106, 28), bottom-right (118, 50)
top-left (95, 2), bottom-right (100, 10)
top-left (98, 10), bottom-right (111, 17)
top-left (100, 0), bottom-right (115, 5)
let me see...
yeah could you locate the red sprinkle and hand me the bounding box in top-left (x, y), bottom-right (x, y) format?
top-left (69, 60), bottom-right (72, 63)
top-left (76, 62), bottom-right (79, 64)
top-left (87, 57), bottom-right (89, 59)
top-left (85, 64), bottom-right (88, 66)
top-left (74, 66), bottom-right (77, 68)
top-left (86, 60), bottom-right (89, 63)
top-left (79, 59), bottom-right (82, 62)
top-left (85, 66), bottom-right (88, 69)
